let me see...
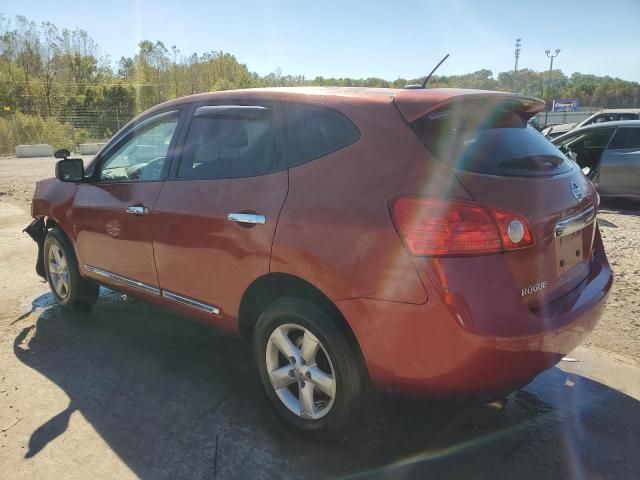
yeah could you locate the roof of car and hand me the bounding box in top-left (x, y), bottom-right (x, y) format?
top-left (155, 86), bottom-right (530, 105)
top-left (143, 86), bottom-right (545, 124)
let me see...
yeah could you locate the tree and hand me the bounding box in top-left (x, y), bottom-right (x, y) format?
top-left (1, 13), bottom-right (639, 155)
top-left (40, 22), bottom-right (61, 116)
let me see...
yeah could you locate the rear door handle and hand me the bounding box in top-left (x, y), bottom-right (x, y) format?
top-left (227, 212), bottom-right (266, 225)
top-left (126, 205), bottom-right (149, 216)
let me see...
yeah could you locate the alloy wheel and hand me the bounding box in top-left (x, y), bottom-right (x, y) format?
top-left (48, 243), bottom-right (70, 299)
top-left (265, 323), bottom-right (337, 420)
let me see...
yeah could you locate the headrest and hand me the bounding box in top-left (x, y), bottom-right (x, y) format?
top-left (200, 118), bottom-right (248, 149)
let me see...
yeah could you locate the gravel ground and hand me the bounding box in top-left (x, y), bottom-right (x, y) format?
top-left (1, 155), bottom-right (638, 364)
top-left (586, 199), bottom-right (640, 363)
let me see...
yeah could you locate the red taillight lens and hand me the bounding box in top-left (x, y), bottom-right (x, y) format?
top-left (492, 209), bottom-right (534, 250)
top-left (391, 197), bottom-right (533, 256)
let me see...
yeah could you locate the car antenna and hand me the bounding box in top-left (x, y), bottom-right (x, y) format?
top-left (405, 53), bottom-right (450, 89)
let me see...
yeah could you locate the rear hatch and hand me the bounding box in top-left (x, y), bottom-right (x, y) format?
top-left (401, 93), bottom-right (597, 308)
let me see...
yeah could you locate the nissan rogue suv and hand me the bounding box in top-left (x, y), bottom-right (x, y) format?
top-left (26, 87), bottom-right (612, 438)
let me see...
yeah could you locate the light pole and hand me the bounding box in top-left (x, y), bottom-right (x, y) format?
top-left (513, 38), bottom-right (521, 91)
top-left (544, 49), bottom-right (561, 127)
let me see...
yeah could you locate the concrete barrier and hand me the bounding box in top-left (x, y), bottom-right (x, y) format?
top-left (78, 143), bottom-right (107, 155)
top-left (15, 144), bottom-right (54, 158)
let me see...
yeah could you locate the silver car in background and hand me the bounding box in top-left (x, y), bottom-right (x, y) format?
top-left (553, 120), bottom-right (640, 200)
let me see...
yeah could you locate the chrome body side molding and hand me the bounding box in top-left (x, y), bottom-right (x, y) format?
top-left (554, 206), bottom-right (596, 238)
top-left (161, 290), bottom-right (221, 315)
top-left (84, 265), bottom-right (221, 315)
top-left (84, 264), bottom-right (160, 296)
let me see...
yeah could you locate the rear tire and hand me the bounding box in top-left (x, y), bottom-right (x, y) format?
top-left (44, 228), bottom-right (99, 312)
top-left (253, 297), bottom-right (366, 441)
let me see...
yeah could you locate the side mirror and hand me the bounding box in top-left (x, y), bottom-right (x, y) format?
top-left (54, 148), bottom-right (71, 159)
top-left (55, 159), bottom-right (85, 182)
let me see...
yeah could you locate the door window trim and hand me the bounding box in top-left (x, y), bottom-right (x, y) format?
top-left (90, 108), bottom-right (189, 184)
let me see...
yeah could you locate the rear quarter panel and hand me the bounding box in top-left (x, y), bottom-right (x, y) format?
top-left (271, 98), bottom-right (471, 304)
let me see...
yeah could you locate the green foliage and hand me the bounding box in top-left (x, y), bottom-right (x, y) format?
top-left (0, 112), bottom-right (92, 154)
top-left (0, 13), bottom-right (639, 155)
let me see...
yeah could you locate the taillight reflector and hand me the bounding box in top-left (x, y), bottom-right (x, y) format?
top-left (391, 197), bottom-right (533, 256)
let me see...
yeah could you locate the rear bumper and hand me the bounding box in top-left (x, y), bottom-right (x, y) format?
top-left (337, 232), bottom-right (612, 397)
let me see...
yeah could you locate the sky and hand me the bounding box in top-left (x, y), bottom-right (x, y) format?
top-left (2, 0), bottom-right (640, 82)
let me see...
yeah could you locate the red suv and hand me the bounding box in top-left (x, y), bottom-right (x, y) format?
top-left (26, 87), bottom-right (612, 438)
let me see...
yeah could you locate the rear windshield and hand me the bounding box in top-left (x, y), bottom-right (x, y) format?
top-left (412, 98), bottom-right (573, 176)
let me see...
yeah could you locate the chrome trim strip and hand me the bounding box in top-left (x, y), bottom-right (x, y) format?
top-left (194, 105), bottom-right (270, 119)
top-left (228, 212), bottom-right (266, 225)
top-left (84, 265), bottom-right (161, 295)
top-left (161, 290), bottom-right (220, 315)
top-left (554, 206), bottom-right (596, 238)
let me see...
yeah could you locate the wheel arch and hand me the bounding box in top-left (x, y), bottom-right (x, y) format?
top-left (238, 273), bottom-right (361, 352)
top-left (43, 216), bottom-right (85, 274)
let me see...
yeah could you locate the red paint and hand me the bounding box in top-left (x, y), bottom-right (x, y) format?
top-left (31, 87), bottom-right (612, 398)
top-left (73, 182), bottom-right (164, 287)
top-left (151, 172), bottom-right (288, 333)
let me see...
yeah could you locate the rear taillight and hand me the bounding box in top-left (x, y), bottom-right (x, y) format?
top-left (391, 197), bottom-right (533, 256)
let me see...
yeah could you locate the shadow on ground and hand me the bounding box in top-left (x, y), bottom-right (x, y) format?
top-left (13, 290), bottom-right (640, 479)
top-left (600, 197), bottom-right (640, 217)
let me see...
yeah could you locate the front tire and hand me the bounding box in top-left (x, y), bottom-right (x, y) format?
top-left (44, 228), bottom-right (99, 312)
top-left (254, 297), bottom-right (366, 440)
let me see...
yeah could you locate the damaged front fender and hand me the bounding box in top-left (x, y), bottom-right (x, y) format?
top-left (24, 217), bottom-right (47, 279)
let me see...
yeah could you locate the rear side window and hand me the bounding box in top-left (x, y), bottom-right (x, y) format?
top-left (412, 98), bottom-right (572, 176)
top-left (285, 104), bottom-right (360, 167)
top-left (178, 106), bottom-right (280, 179)
top-left (608, 127), bottom-right (640, 150)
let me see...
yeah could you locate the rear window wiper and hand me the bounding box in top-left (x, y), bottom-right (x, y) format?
top-left (497, 155), bottom-right (565, 171)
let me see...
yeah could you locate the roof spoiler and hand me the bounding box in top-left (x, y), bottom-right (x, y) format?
top-left (393, 90), bottom-right (546, 123)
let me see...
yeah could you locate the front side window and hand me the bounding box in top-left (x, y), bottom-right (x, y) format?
top-left (99, 113), bottom-right (179, 182)
top-left (178, 106), bottom-right (278, 179)
top-left (555, 128), bottom-right (615, 175)
top-left (607, 127), bottom-right (640, 150)
top-left (555, 128), bottom-right (615, 152)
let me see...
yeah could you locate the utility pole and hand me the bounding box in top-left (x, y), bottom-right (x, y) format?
top-left (513, 38), bottom-right (522, 91)
top-left (514, 38), bottom-right (522, 72)
top-left (544, 49), bottom-right (561, 127)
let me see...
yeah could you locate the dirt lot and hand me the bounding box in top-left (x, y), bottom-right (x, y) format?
top-left (0, 155), bottom-right (639, 479)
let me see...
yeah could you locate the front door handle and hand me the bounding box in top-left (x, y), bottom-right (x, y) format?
top-left (228, 212), bottom-right (266, 225)
top-left (126, 205), bottom-right (149, 216)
